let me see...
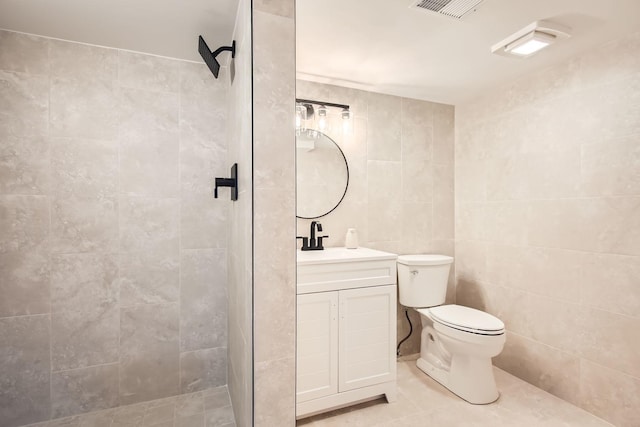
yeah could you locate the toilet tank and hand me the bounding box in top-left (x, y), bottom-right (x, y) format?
top-left (397, 255), bottom-right (454, 308)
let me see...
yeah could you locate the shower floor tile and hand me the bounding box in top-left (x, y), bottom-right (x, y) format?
top-left (297, 359), bottom-right (614, 426)
top-left (22, 386), bottom-right (235, 427)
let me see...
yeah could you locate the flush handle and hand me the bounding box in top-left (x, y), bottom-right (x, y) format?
top-left (410, 270), bottom-right (419, 275)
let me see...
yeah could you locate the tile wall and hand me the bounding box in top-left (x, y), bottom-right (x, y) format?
top-left (252, 0), bottom-right (297, 425)
top-left (0, 30), bottom-right (230, 427)
top-left (455, 31), bottom-right (640, 427)
top-left (295, 80), bottom-right (455, 355)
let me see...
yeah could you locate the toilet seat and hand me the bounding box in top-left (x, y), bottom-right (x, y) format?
top-left (418, 305), bottom-right (505, 336)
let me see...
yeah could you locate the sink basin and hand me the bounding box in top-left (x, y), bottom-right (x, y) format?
top-left (297, 247), bottom-right (398, 294)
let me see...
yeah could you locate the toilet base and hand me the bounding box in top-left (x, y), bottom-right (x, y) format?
top-left (416, 355), bottom-right (499, 405)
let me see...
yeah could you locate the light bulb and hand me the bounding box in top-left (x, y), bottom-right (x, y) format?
top-left (295, 104), bottom-right (306, 130)
top-left (317, 105), bottom-right (327, 131)
top-left (342, 117), bottom-right (350, 134)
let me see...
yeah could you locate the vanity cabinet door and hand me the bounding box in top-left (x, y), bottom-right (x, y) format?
top-left (297, 291), bottom-right (339, 403)
top-left (338, 285), bottom-right (396, 392)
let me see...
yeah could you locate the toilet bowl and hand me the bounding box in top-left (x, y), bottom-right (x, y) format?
top-left (397, 255), bottom-right (506, 404)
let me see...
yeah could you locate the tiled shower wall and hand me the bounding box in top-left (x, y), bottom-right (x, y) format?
top-left (0, 30), bottom-right (229, 427)
top-left (295, 80), bottom-right (455, 356)
top-left (252, 0), bottom-right (297, 426)
top-left (227, 0), bottom-right (254, 425)
top-left (455, 32), bottom-right (640, 427)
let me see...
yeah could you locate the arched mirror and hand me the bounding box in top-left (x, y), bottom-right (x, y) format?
top-left (296, 130), bottom-right (349, 219)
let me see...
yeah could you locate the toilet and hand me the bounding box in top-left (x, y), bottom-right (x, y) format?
top-left (397, 254), bottom-right (505, 404)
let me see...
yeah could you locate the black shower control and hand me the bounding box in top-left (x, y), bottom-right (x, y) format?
top-left (214, 164), bottom-right (238, 201)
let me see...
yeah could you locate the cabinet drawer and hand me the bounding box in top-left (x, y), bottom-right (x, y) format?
top-left (297, 259), bottom-right (397, 294)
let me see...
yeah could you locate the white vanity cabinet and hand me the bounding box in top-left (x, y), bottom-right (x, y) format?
top-left (296, 247), bottom-right (397, 419)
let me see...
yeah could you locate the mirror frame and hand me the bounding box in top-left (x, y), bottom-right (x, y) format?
top-left (296, 130), bottom-right (350, 219)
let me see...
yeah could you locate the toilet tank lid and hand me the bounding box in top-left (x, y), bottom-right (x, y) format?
top-left (397, 254), bottom-right (454, 266)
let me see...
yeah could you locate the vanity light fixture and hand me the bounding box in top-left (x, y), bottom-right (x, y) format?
top-left (317, 105), bottom-right (327, 131)
top-left (295, 98), bottom-right (351, 135)
top-left (491, 20), bottom-right (571, 58)
top-left (296, 99), bottom-right (350, 118)
top-left (295, 103), bottom-right (308, 128)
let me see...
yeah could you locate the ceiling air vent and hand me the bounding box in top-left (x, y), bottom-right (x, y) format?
top-left (411, 0), bottom-right (485, 20)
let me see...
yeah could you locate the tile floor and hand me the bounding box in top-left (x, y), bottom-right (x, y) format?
top-left (297, 359), bottom-right (614, 426)
top-left (22, 386), bottom-right (235, 427)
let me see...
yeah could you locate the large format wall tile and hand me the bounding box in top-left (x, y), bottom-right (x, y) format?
top-left (50, 252), bottom-right (118, 313)
top-left (179, 135), bottom-right (227, 197)
top-left (120, 303), bottom-right (180, 404)
top-left (0, 71), bottom-right (48, 136)
top-left (118, 87), bottom-right (178, 135)
top-left (367, 92), bottom-right (401, 161)
top-left (50, 137), bottom-right (118, 198)
top-left (578, 307), bottom-right (640, 379)
top-left (49, 77), bottom-right (118, 139)
top-left (119, 131), bottom-right (180, 198)
top-left (580, 252), bottom-right (640, 317)
top-left (118, 51), bottom-right (179, 93)
top-left (48, 39), bottom-right (117, 82)
top-left (254, 357), bottom-right (295, 427)
top-left (119, 197), bottom-right (179, 253)
top-left (180, 249), bottom-right (227, 351)
top-left (0, 31), bottom-right (49, 75)
top-left (119, 249), bottom-right (179, 307)
top-left (0, 250), bottom-right (49, 318)
top-left (0, 315), bottom-right (51, 427)
top-left (180, 347), bottom-right (227, 393)
top-left (51, 363), bottom-right (119, 418)
top-left (0, 196), bottom-right (50, 318)
top-left (51, 306), bottom-right (119, 371)
top-left (0, 134), bottom-right (49, 195)
top-left (581, 134), bottom-right (640, 197)
top-left (401, 98), bottom-right (433, 162)
top-left (181, 196), bottom-right (229, 250)
top-left (579, 360), bottom-right (640, 427)
top-left (253, 8), bottom-right (295, 426)
top-left (0, 195), bottom-right (49, 253)
top-left (50, 197), bottom-right (118, 254)
top-left (495, 332), bottom-right (581, 406)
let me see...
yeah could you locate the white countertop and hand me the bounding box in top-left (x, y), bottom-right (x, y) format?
top-left (297, 246), bottom-right (397, 266)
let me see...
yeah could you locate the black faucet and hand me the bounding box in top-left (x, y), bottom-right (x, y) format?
top-left (297, 221), bottom-right (329, 251)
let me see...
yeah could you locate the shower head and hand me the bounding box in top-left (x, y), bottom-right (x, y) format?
top-left (198, 36), bottom-right (236, 79)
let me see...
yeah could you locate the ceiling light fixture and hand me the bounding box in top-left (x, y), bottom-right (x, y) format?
top-left (491, 20), bottom-right (571, 58)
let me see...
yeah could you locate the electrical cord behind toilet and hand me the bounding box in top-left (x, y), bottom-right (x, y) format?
top-left (396, 307), bottom-right (413, 356)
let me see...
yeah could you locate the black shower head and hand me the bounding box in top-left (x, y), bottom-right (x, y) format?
top-left (198, 36), bottom-right (236, 79)
top-left (199, 36), bottom-right (221, 78)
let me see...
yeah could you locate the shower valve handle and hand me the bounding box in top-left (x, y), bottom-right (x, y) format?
top-left (214, 164), bottom-right (238, 201)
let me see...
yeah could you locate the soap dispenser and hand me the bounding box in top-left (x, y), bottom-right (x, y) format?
top-left (345, 228), bottom-right (358, 249)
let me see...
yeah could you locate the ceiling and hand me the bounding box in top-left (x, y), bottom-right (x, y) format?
top-left (0, 0), bottom-right (238, 62)
top-left (1, 0), bottom-right (638, 104)
top-left (296, 0), bottom-right (640, 105)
